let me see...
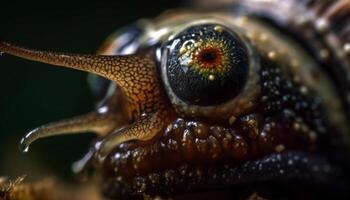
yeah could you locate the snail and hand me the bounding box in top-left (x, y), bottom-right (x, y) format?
top-left (1, 0), bottom-right (350, 199)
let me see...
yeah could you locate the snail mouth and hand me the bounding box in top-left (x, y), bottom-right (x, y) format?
top-left (97, 115), bottom-right (341, 199)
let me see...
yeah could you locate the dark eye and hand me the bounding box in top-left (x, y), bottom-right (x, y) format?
top-left (163, 24), bottom-right (250, 106)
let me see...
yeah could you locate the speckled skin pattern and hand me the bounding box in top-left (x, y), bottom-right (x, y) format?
top-left (99, 56), bottom-right (332, 198)
top-left (0, 41), bottom-right (172, 158)
top-left (1, 0), bottom-right (350, 199)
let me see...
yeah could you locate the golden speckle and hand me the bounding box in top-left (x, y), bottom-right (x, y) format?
top-left (236, 16), bottom-right (248, 26)
top-left (187, 59), bottom-right (193, 66)
top-left (229, 116), bottom-right (237, 125)
top-left (208, 74), bottom-right (215, 81)
top-left (290, 59), bottom-right (300, 69)
top-left (248, 119), bottom-right (259, 136)
top-left (191, 109), bottom-right (196, 114)
top-left (116, 176), bottom-right (123, 181)
top-left (259, 34), bottom-right (268, 42)
top-left (300, 86), bottom-right (308, 94)
top-left (268, 51), bottom-right (277, 60)
top-left (246, 32), bottom-right (256, 40)
top-left (179, 47), bottom-right (186, 56)
top-left (166, 124), bottom-right (173, 132)
top-left (315, 18), bottom-right (329, 33)
top-left (153, 196), bottom-right (163, 200)
top-left (275, 144), bottom-right (286, 153)
top-left (319, 49), bottom-right (329, 60)
top-left (309, 131), bottom-right (317, 142)
top-left (214, 25), bottom-right (224, 33)
top-left (344, 43), bottom-right (350, 54)
top-left (194, 41), bottom-right (203, 47)
top-left (293, 122), bottom-right (301, 131)
top-left (0, 177), bottom-right (7, 184)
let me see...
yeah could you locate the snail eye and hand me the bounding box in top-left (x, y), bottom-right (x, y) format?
top-left (163, 24), bottom-right (249, 106)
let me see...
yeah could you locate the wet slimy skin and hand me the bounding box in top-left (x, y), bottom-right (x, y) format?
top-left (97, 56), bottom-right (331, 198)
top-left (1, 1), bottom-right (350, 199)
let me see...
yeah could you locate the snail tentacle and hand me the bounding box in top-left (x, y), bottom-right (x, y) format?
top-left (1, 41), bottom-right (173, 152)
top-left (96, 111), bottom-right (169, 160)
top-left (0, 41), bottom-right (158, 109)
top-left (20, 111), bottom-right (121, 153)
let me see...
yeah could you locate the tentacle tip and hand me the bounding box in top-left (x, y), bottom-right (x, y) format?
top-left (72, 149), bottom-right (94, 174)
top-left (71, 161), bottom-right (83, 174)
top-left (19, 137), bottom-right (30, 153)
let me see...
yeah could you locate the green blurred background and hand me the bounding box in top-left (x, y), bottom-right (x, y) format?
top-left (0, 0), bottom-right (183, 181)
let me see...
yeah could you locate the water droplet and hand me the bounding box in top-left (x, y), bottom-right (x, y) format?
top-left (208, 74), bottom-right (215, 81)
top-left (72, 149), bottom-right (94, 181)
top-left (315, 18), bottom-right (329, 33)
top-left (344, 43), bottom-right (350, 54)
top-left (20, 145), bottom-right (29, 153)
top-left (19, 138), bottom-right (30, 153)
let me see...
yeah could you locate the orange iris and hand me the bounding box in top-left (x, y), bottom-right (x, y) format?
top-left (195, 46), bottom-right (224, 69)
top-left (190, 41), bottom-right (230, 75)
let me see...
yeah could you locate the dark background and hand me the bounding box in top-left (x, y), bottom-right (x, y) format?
top-left (0, 0), bottom-right (183, 181)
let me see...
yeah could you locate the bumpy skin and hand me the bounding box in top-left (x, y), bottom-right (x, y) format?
top-left (99, 55), bottom-right (338, 199)
top-left (87, 2), bottom-right (350, 197)
top-left (1, 0), bottom-right (350, 199)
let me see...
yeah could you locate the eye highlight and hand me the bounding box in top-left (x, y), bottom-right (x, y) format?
top-left (165, 24), bottom-right (249, 106)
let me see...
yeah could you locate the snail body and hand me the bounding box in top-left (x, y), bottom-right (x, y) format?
top-left (1, 0), bottom-right (350, 199)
